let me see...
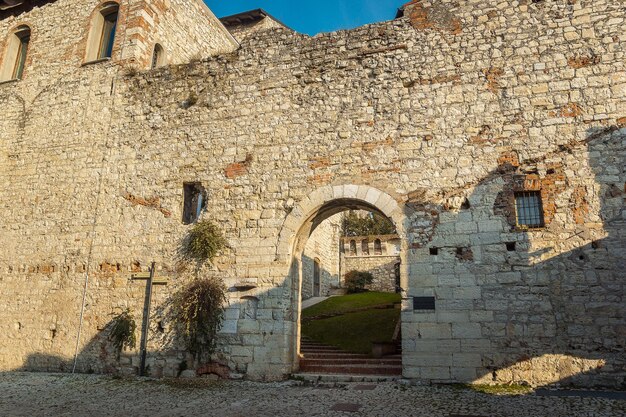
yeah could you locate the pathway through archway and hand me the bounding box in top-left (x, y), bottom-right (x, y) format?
top-left (278, 185), bottom-right (408, 379)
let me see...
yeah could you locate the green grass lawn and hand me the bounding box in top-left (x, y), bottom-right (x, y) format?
top-left (301, 308), bottom-right (400, 354)
top-left (301, 291), bottom-right (401, 319)
top-left (301, 292), bottom-right (401, 354)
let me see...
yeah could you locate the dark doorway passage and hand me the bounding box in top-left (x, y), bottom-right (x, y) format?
top-left (313, 258), bottom-right (321, 297)
top-left (394, 262), bottom-right (401, 293)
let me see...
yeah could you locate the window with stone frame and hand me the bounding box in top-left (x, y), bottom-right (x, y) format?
top-left (0, 25), bottom-right (30, 81)
top-left (98, 7), bottom-right (118, 59)
top-left (182, 183), bottom-right (206, 225)
top-left (85, 2), bottom-right (119, 62)
top-left (514, 191), bottom-right (544, 228)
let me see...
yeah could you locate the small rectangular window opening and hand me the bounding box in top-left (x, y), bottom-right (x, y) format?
top-left (514, 191), bottom-right (544, 228)
top-left (506, 242), bottom-right (516, 252)
top-left (183, 183), bottom-right (206, 224)
top-left (429, 247), bottom-right (438, 256)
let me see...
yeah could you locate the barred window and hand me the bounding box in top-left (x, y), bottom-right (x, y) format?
top-left (151, 43), bottom-right (165, 69)
top-left (515, 191), bottom-right (544, 228)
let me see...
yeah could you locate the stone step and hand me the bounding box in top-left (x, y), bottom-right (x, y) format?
top-left (301, 350), bottom-right (401, 357)
top-left (299, 363), bottom-right (402, 375)
top-left (300, 344), bottom-right (340, 349)
top-left (301, 352), bottom-right (375, 359)
top-left (301, 358), bottom-right (401, 366)
top-left (291, 373), bottom-right (400, 383)
top-left (300, 347), bottom-right (344, 353)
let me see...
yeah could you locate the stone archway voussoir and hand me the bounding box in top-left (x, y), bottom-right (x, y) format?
top-left (344, 184), bottom-right (359, 198)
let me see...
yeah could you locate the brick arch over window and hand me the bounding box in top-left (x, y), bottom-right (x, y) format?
top-left (84, 1), bottom-right (120, 63)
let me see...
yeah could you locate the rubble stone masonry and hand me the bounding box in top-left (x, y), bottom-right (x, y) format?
top-left (0, 0), bottom-right (624, 387)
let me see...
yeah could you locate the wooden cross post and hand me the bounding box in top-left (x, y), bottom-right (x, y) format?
top-left (131, 261), bottom-right (169, 377)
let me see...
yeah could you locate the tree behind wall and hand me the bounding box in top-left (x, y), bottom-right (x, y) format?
top-left (342, 210), bottom-right (396, 237)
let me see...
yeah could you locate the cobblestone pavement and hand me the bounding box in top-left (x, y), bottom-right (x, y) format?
top-left (0, 373), bottom-right (624, 417)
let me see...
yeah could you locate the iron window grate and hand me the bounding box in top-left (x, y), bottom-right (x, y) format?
top-left (514, 191), bottom-right (544, 228)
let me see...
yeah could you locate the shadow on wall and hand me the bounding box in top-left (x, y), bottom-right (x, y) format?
top-left (11, 128), bottom-right (625, 388)
top-left (20, 317), bottom-right (137, 375)
top-left (301, 254), bottom-right (338, 299)
top-left (403, 125), bottom-right (624, 388)
top-left (524, 125), bottom-right (624, 388)
top-left (17, 286), bottom-right (238, 378)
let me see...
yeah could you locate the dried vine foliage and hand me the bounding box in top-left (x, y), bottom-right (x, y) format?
top-left (181, 220), bottom-right (227, 264)
top-left (172, 278), bottom-right (227, 359)
top-left (108, 309), bottom-right (137, 358)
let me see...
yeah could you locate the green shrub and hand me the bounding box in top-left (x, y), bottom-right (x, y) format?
top-left (344, 270), bottom-right (374, 293)
top-left (181, 220), bottom-right (227, 264)
top-left (172, 277), bottom-right (227, 359)
top-left (108, 309), bottom-right (137, 358)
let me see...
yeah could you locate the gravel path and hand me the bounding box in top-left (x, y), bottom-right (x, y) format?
top-left (0, 372), bottom-right (624, 417)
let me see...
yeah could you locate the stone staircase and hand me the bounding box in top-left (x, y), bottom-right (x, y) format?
top-left (296, 338), bottom-right (402, 379)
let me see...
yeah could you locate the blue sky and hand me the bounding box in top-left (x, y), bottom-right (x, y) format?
top-left (204, 1), bottom-right (403, 36)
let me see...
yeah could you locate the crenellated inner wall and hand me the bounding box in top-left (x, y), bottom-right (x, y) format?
top-left (0, 0), bottom-right (624, 386)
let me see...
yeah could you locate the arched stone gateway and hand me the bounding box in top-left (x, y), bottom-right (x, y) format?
top-left (276, 184), bottom-right (410, 373)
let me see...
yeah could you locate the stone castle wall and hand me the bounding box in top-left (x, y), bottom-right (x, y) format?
top-left (0, 0), bottom-right (624, 386)
top-left (341, 234), bottom-right (401, 293)
top-left (342, 255), bottom-right (399, 293)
